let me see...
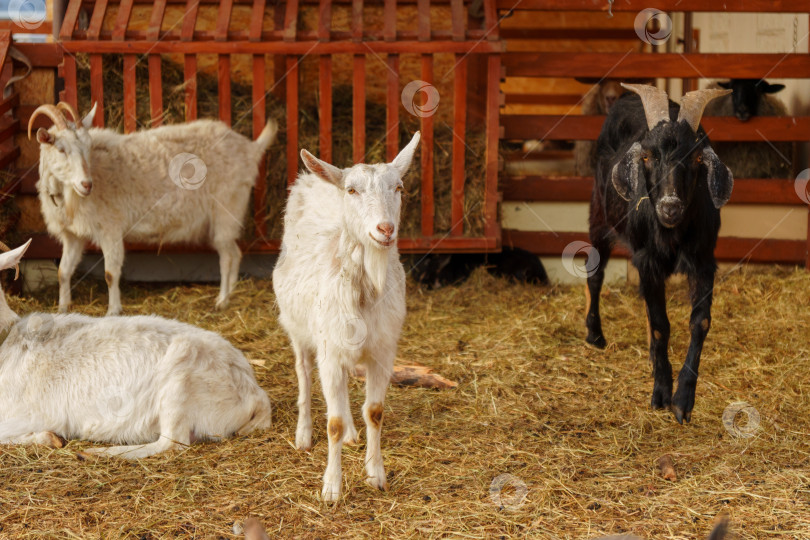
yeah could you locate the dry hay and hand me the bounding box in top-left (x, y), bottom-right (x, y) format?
top-left (1, 264), bottom-right (809, 538)
top-left (72, 53), bottom-right (487, 242)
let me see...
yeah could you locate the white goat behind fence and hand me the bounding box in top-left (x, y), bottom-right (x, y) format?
top-left (273, 131), bottom-right (420, 502)
top-left (0, 239), bottom-right (272, 458)
top-left (30, 103), bottom-right (277, 315)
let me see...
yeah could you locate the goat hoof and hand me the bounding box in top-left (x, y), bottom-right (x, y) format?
top-left (321, 483), bottom-right (340, 503)
top-left (586, 333), bottom-right (607, 349)
top-left (44, 432), bottom-right (66, 448)
top-left (650, 387), bottom-right (672, 410)
top-left (365, 476), bottom-right (388, 491)
top-left (671, 387), bottom-right (695, 424)
top-left (670, 405), bottom-right (690, 424)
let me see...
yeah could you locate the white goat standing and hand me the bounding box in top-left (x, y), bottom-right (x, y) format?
top-left (273, 132), bottom-right (420, 502)
top-left (29, 103), bottom-right (277, 315)
top-left (0, 239), bottom-right (272, 458)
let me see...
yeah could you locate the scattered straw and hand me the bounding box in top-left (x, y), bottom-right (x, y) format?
top-left (1, 265), bottom-right (809, 538)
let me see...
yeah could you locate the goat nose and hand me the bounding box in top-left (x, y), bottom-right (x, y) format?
top-left (81, 181), bottom-right (92, 192)
top-left (377, 222), bottom-right (394, 237)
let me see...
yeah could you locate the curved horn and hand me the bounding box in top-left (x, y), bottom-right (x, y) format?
top-left (621, 83), bottom-right (671, 131)
top-left (28, 104), bottom-right (67, 139)
top-left (57, 102), bottom-right (81, 124)
top-left (677, 88), bottom-right (732, 132)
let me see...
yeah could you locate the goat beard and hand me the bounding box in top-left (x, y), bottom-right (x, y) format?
top-left (363, 246), bottom-right (389, 297)
top-left (64, 185), bottom-right (79, 222)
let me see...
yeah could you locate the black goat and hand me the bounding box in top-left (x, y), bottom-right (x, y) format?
top-left (409, 247), bottom-right (549, 289)
top-left (585, 84), bottom-right (733, 424)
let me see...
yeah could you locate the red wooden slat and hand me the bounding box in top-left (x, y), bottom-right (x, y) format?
top-left (501, 177), bottom-right (808, 205)
top-left (450, 55), bottom-right (467, 236)
top-left (181, 0), bottom-right (200, 41)
top-left (484, 54), bottom-right (500, 240)
top-left (148, 54), bottom-right (163, 126)
top-left (383, 0), bottom-right (396, 41)
top-left (283, 0), bottom-right (299, 41)
top-left (59, 56), bottom-right (78, 111)
top-left (184, 54), bottom-right (197, 120)
top-left (499, 28), bottom-right (636, 40)
top-left (273, 4), bottom-right (286, 101)
top-left (351, 0), bottom-right (363, 40)
top-left (219, 55), bottom-right (231, 124)
top-left (417, 0), bottom-right (429, 40)
top-left (318, 0), bottom-right (331, 40)
top-left (482, 0), bottom-right (497, 40)
top-left (352, 55), bottom-right (365, 163)
top-left (319, 56), bottom-right (332, 163)
top-left (123, 55), bottom-right (137, 133)
top-left (504, 52), bottom-right (810, 79)
top-left (385, 55), bottom-right (399, 161)
top-left (501, 115), bottom-right (810, 142)
top-left (420, 55), bottom-right (434, 237)
top-left (86, 0), bottom-right (109, 40)
top-left (112, 0), bottom-right (135, 40)
top-left (253, 54), bottom-right (267, 240)
top-left (59, 0), bottom-right (82, 40)
top-left (0, 31), bottom-right (8, 73)
top-left (89, 55), bottom-right (104, 127)
top-left (249, 0), bottom-right (266, 41)
top-left (496, 0), bottom-right (807, 11)
top-left (286, 56), bottom-right (299, 186)
top-left (215, 0), bottom-right (233, 41)
top-left (450, 0), bottom-right (463, 41)
top-left (60, 40), bottom-right (504, 55)
top-left (147, 0), bottom-right (168, 41)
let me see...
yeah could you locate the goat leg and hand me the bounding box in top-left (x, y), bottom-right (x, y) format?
top-left (641, 275), bottom-right (672, 410)
top-left (671, 266), bottom-right (715, 424)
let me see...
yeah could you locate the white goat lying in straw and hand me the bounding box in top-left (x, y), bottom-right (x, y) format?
top-left (0, 239), bottom-right (272, 458)
top-left (273, 131), bottom-right (420, 502)
top-left (29, 103), bottom-right (277, 315)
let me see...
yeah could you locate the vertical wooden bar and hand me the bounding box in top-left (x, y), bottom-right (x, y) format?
top-left (146, 0), bottom-right (167, 40)
top-left (59, 55), bottom-right (78, 112)
top-left (483, 54), bottom-right (500, 241)
top-left (418, 0), bottom-right (433, 237)
top-left (450, 56), bottom-right (467, 236)
top-left (184, 55), bottom-right (197, 121)
top-left (59, 0), bottom-right (81, 40)
top-left (148, 55), bottom-right (163, 126)
top-left (383, 0), bottom-right (396, 41)
top-left (112, 0), bottom-right (134, 40)
top-left (219, 55), bottom-right (231, 124)
top-left (86, 0), bottom-right (108, 40)
top-left (249, 0), bottom-right (266, 41)
top-left (318, 0), bottom-right (332, 162)
top-left (483, 0), bottom-right (498, 40)
top-left (352, 0), bottom-right (365, 163)
top-left (181, 0), bottom-right (200, 42)
top-left (386, 56), bottom-right (399, 162)
top-left (450, 0), bottom-right (464, 40)
top-left (273, 3), bottom-right (286, 101)
top-left (352, 58), bottom-right (366, 163)
top-left (286, 57), bottom-right (299, 186)
top-left (215, 0), bottom-right (234, 40)
top-left (123, 55), bottom-right (137, 133)
top-left (682, 12), bottom-right (694, 93)
top-left (283, 0), bottom-right (299, 41)
top-left (89, 55), bottom-right (104, 127)
top-left (253, 54), bottom-right (267, 241)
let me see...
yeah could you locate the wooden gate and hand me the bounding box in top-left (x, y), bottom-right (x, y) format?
top-left (45, 0), bottom-right (503, 255)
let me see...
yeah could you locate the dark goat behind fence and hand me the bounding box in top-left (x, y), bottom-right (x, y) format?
top-left (408, 247), bottom-right (549, 289)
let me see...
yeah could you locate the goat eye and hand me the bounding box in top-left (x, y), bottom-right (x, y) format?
top-left (57, 147), bottom-right (65, 154)
top-left (642, 154), bottom-right (649, 162)
top-left (395, 185), bottom-right (403, 193)
top-left (696, 155), bottom-right (702, 164)
top-left (347, 188), bottom-right (358, 195)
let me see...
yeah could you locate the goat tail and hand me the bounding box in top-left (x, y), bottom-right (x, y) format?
top-left (254, 119), bottom-right (279, 151)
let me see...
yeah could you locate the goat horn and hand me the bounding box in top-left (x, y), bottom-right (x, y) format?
top-left (677, 88), bottom-right (732, 132)
top-left (0, 240), bottom-right (20, 280)
top-left (621, 83), bottom-right (671, 131)
top-left (28, 104), bottom-right (67, 140)
top-left (57, 102), bottom-right (81, 124)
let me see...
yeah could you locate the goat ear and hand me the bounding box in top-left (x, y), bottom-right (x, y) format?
top-left (610, 142), bottom-right (643, 201)
top-left (392, 131), bottom-right (421, 176)
top-left (701, 147), bottom-right (733, 208)
top-left (762, 82), bottom-right (785, 94)
top-left (81, 102), bottom-right (98, 129)
top-left (36, 128), bottom-right (54, 145)
top-left (0, 238), bottom-right (32, 275)
top-left (300, 149), bottom-right (343, 186)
